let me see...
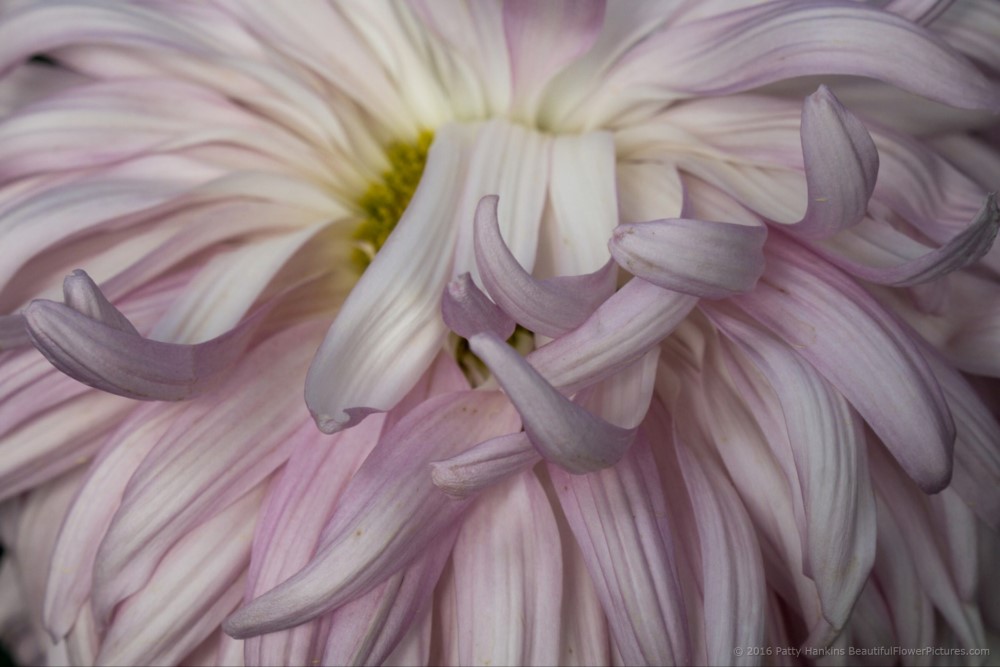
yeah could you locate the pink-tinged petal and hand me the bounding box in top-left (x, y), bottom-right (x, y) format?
top-left (928, 488), bottom-right (979, 604)
top-left (96, 487), bottom-right (262, 667)
top-left (382, 608), bottom-right (432, 667)
top-left (440, 272), bottom-right (515, 341)
top-left (0, 390), bottom-right (132, 502)
top-left (469, 332), bottom-right (635, 473)
top-left (242, 415), bottom-right (382, 667)
top-left (674, 434), bottom-right (765, 666)
top-left (556, 524), bottom-right (611, 667)
top-left (609, 3), bottom-right (1000, 112)
top-left (544, 131), bottom-right (619, 275)
top-left (661, 337), bottom-right (832, 645)
top-left (321, 533), bottom-right (453, 667)
top-left (814, 192), bottom-right (999, 286)
top-left (710, 307), bottom-right (876, 636)
top-left (23, 281), bottom-right (272, 400)
top-left (581, 347), bottom-right (660, 430)
top-left (224, 390), bottom-right (519, 638)
top-left (732, 235), bottom-right (955, 492)
top-left (609, 217), bottom-right (766, 298)
top-left (791, 86), bottom-right (879, 239)
top-left (918, 341), bottom-right (1000, 530)
top-left (549, 435), bottom-right (691, 665)
top-left (9, 467), bottom-right (87, 639)
top-left (0, 314), bottom-right (28, 350)
top-left (451, 471), bottom-right (562, 666)
top-left (44, 402), bottom-right (185, 638)
top-left (843, 582), bottom-right (897, 662)
top-left (869, 497), bottom-right (937, 658)
top-left (431, 432), bottom-right (540, 499)
top-left (63, 602), bottom-right (98, 667)
top-left (870, 445), bottom-right (986, 649)
top-left (528, 278), bottom-right (697, 394)
top-left (474, 195), bottom-right (617, 337)
top-left (90, 322), bottom-right (325, 628)
top-left (503, 0), bottom-right (605, 119)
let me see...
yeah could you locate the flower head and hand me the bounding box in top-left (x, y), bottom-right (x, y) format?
top-left (0, 1), bottom-right (999, 666)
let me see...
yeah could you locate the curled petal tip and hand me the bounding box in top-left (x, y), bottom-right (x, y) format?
top-left (310, 406), bottom-right (380, 435)
top-left (441, 272), bottom-right (516, 340)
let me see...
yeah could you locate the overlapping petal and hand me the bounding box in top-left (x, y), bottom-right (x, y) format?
top-left (224, 389), bottom-right (518, 638)
top-left (732, 235), bottom-right (955, 492)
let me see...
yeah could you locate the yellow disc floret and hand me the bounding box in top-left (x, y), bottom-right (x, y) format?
top-left (352, 131), bottom-right (434, 270)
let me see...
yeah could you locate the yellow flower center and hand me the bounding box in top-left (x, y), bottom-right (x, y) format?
top-left (352, 130), bottom-right (434, 270)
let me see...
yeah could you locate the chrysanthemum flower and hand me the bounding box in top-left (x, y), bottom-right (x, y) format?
top-left (0, 1), bottom-right (999, 665)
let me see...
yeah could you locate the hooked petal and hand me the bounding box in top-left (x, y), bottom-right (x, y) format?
top-left (792, 86), bottom-right (879, 239)
top-left (474, 194), bottom-right (616, 337)
top-left (815, 192), bottom-right (999, 286)
top-left (528, 278), bottom-right (697, 394)
top-left (23, 289), bottom-right (269, 401)
top-left (440, 272), bottom-right (515, 341)
top-left (469, 332), bottom-right (635, 473)
top-left (609, 217), bottom-right (766, 298)
top-left (61, 270), bottom-right (138, 335)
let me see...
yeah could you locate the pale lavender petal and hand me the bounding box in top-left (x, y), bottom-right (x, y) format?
top-left (0, 314), bottom-right (28, 350)
top-left (23, 293), bottom-right (269, 401)
top-left (440, 272), bottom-right (515, 341)
top-left (609, 217), bottom-right (766, 298)
top-left (91, 322), bottom-right (325, 628)
top-left (474, 195), bottom-right (616, 337)
top-left (224, 390), bottom-right (519, 638)
top-left (60, 270), bottom-right (138, 335)
top-left (431, 432), bottom-right (540, 499)
top-left (814, 192), bottom-right (999, 286)
top-left (451, 471), bottom-right (562, 666)
top-left (528, 278), bottom-right (697, 394)
top-left (550, 435), bottom-right (691, 665)
top-left (469, 332), bottom-right (635, 473)
top-left (732, 235), bottom-right (955, 492)
top-left (792, 85), bottom-right (879, 239)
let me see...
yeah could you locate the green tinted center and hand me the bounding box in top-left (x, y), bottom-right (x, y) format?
top-left (352, 131), bottom-right (434, 270)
